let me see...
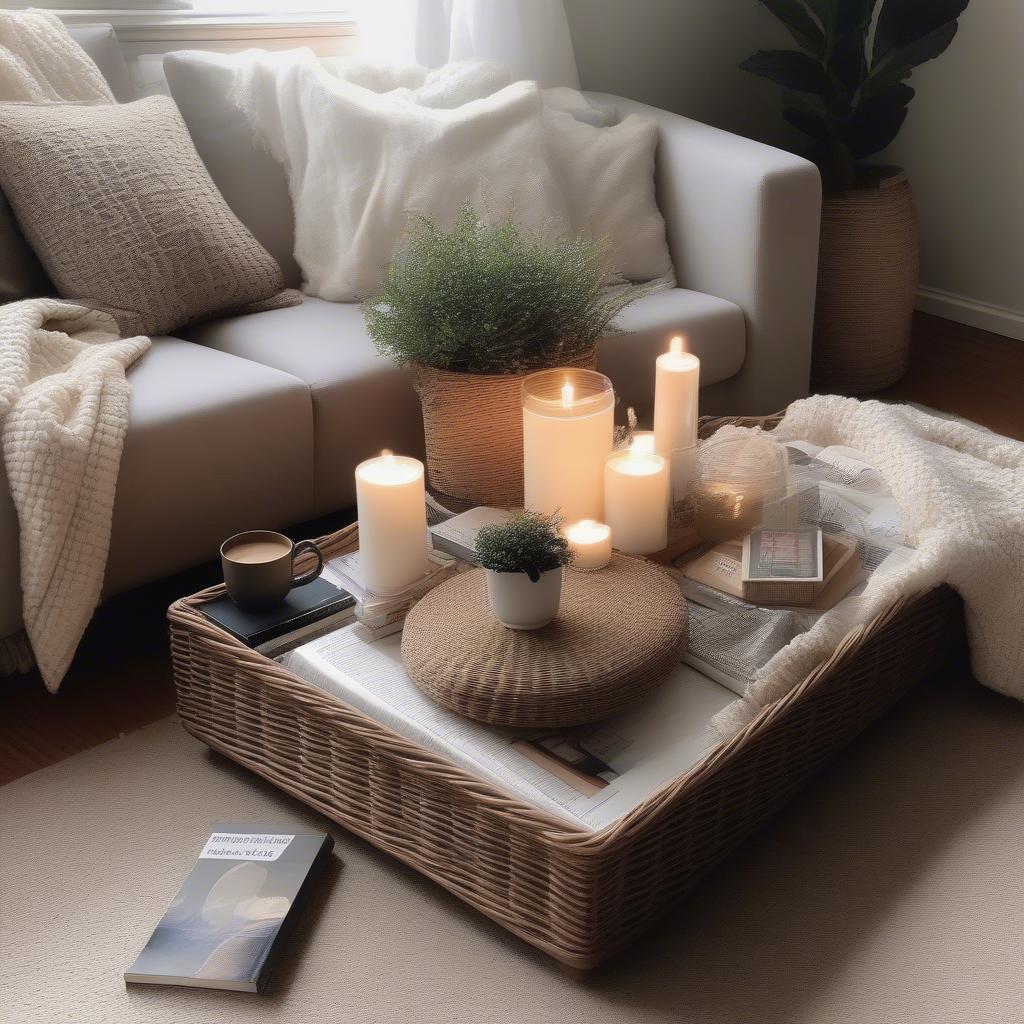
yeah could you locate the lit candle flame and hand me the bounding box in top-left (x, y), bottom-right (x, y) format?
top-left (561, 380), bottom-right (574, 408)
top-left (380, 448), bottom-right (394, 459)
top-left (670, 335), bottom-right (684, 356)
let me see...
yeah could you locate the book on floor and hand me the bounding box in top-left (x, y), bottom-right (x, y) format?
top-left (125, 824), bottom-right (334, 994)
top-left (199, 578), bottom-right (355, 650)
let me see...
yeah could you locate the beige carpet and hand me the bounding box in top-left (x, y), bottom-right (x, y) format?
top-left (2, 667), bottom-right (1023, 1024)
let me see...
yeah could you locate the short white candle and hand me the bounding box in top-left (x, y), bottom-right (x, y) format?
top-left (354, 450), bottom-right (428, 594)
top-left (653, 335), bottom-right (700, 456)
top-left (523, 368), bottom-right (615, 523)
top-left (604, 442), bottom-right (670, 555)
top-left (564, 519), bottom-right (612, 571)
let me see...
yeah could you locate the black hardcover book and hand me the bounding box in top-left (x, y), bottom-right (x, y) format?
top-left (125, 824), bottom-right (334, 993)
top-left (200, 578), bottom-right (355, 649)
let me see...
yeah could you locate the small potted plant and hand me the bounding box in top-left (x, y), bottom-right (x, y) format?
top-left (363, 204), bottom-right (642, 507)
top-left (475, 511), bottom-right (573, 631)
top-left (740, 0), bottom-right (969, 392)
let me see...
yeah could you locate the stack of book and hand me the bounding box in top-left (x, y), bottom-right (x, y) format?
top-left (683, 526), bottom-right (865, 610)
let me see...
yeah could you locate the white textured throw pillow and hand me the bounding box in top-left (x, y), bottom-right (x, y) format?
top-left (543, 90), bottom-right (674, 286)
top-left (229, 52), bottom-right (570, 301)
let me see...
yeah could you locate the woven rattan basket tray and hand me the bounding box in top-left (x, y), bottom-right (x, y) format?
top-left (168, 415), bottom-right (965, 971)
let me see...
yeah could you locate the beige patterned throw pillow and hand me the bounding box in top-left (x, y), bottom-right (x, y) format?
top-left (0, 95), bottom-right (299, 335)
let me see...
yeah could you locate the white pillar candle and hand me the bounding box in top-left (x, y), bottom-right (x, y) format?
top-left (604, 443), bottom-right (670, 554)
top-left (354, 450), bottom-right (428, 594)
top-left (653, 335), bottom-right (700, 456)
top-left (564, 519), bottom-right (612, 571)
top-left (631, 430), bottom-right (657, 454)
top-left (523, 368), bottom-right (615, 523)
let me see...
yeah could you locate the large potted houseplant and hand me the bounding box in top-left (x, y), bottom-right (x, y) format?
top-left (475, 511), bottom-right (573, 631)
top-left (364, 205), bottom-right (640, 507)
top-left (741, 0), bottom-right (969, 392)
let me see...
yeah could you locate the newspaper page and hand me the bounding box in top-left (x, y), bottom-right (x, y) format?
top-left (279, 624), bottom-right (735, 831)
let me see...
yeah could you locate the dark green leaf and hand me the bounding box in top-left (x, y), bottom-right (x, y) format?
top-left (759, 0), bottom-right (826, 55)
top-left (842, 84), bottom-right (912, 157)
top-left (873, 0), bottom-right (969, 63)
top-left (739, 49), bottom-right (833, 96)
top-left (884, 19), bottom-right (961, 70)
top-left (783, 106), bottom-right (831, 141)
top-left (802, 0), bottom-right (837, 35)
top-left (828, 25), bottom-right (868, 98)
top-left (834, 0), bottom-right (874, 35)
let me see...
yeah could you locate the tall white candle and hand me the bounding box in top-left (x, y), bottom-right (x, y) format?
top-left (604, 442), bottom-right (669, 554)
top-left (653, 335), bottom-right (700, 456)
top-left (564, 519), bottom-right (612, 570)
top-left (354, 450), bottom-right (428, 594)
top-left (523, 368), bottom-right (615, 523)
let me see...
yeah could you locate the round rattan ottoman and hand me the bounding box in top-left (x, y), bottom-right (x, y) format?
top-left (401, 555), bottom-right (688, 728)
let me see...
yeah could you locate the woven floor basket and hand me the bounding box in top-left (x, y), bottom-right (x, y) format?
top-left (812, 174), bottom-right (920, 394)
top-left (413, 350), bottom-right (596, 508)
top-left (168, 414), bottom-right (965, 971)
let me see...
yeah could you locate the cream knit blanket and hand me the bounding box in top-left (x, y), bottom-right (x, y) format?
top-left (0, 14), bottom-right (148, 689)
top-left (713, 395), bottom-right (1024, 738)
top-left (1, 300), bottom-right (149, 689)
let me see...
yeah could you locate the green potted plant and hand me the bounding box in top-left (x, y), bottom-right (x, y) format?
top-left (741, 0), bottom-right (969, 392)
top-left (363, 205), bottom-right (641, 507)
top-left (475, 511), bottom-right (573, 630)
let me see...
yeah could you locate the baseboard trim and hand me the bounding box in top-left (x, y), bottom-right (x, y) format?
top-left (916, 287), bottom-right (1024, 342)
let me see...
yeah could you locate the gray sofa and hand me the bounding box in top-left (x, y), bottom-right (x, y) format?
top-left (0, 25), bottom-right (821, 645)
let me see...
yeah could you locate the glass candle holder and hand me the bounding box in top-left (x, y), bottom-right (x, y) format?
top-left (522, 368), bottom-right (615, 523)
top-left (692, 432), bottom-right (788, 544)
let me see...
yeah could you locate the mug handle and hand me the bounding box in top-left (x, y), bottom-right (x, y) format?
top-left (290, 540), bottom-right (324, 588)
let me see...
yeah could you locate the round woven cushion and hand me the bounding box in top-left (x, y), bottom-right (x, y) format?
top-left (401, 555), bottom-right (688, 728)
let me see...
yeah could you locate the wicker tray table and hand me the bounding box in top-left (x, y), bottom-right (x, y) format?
top-left (168, 415), bottom-right (965, 970)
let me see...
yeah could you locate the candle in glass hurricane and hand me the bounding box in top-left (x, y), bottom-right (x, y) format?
top-left (603, 441), bottom-right (670, 554)
top-left (653, 335), bottom-right (700, 456)
top-left (563, 519), bottom-right (612, 571)
top-left (522, 368), bottom-right (615, 523)
top-left (354, 450), bottom-right (428, 594)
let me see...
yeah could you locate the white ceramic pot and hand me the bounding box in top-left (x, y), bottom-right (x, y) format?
top-left (485, 566), bottom-right (562, 631)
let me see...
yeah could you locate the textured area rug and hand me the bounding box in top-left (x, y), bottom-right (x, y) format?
top-left (2, 672), bottom-right (1023, 1024)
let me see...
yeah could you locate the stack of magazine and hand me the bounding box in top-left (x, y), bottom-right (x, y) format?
top-left (674, 440), bottom-right (915, 695)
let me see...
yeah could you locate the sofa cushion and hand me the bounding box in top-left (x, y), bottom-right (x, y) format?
top-left (186, 300), bottom-right (425, 516)
top-left (604, 287), bottom-right (745, 419)
top-left (185, 288), bottom-right (744, 514)
top-left (0, 95), bottom-right (299, 336)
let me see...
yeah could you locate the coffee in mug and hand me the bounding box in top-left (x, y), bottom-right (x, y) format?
top-left (220, 530), bottom-right (324, 611)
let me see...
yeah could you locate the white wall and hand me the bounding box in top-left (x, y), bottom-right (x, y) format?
top-left (565, 0), bottom-right (1024, 339)
top-left (881, 0), bottom-right (1024, 338)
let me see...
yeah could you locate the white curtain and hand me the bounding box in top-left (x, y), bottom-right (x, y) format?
top-left (357, 0), bottom-right (580, 89)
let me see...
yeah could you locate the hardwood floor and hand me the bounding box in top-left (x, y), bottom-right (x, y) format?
top-left (1, 312), bottom-right (1022, 785)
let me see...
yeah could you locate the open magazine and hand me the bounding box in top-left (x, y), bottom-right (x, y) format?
top-left (279, 624), bottom-right (734, 831)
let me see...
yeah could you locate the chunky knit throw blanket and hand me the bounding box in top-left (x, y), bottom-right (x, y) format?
top-left (1, 301), bottom-right (148, 690)
top-left (713, 395), bottom-right (1024, 739)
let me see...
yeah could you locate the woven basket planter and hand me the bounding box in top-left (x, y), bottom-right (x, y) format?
top-left (412, 350), bottom-right (596, 508)
top-left (812, 173), bottom-right (919, 394)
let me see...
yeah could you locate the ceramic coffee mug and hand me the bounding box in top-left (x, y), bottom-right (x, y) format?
top-left (220, 530), bottom-right (324, 611)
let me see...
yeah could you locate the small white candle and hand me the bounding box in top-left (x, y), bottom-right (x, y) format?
top-left (604, 442), bottom-right (670, 555)
top-left (354, 450), bottom-right (428, 594)
top-left (564, 519), bottom-right (612, 571)
top-left (523, 368), bottom-right (615, 523)
top-left (653, 335), bottom-right (700, 456)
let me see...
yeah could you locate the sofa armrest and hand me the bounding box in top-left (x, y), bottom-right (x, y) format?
top-left (587, 93), bottom-right (821, 415)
